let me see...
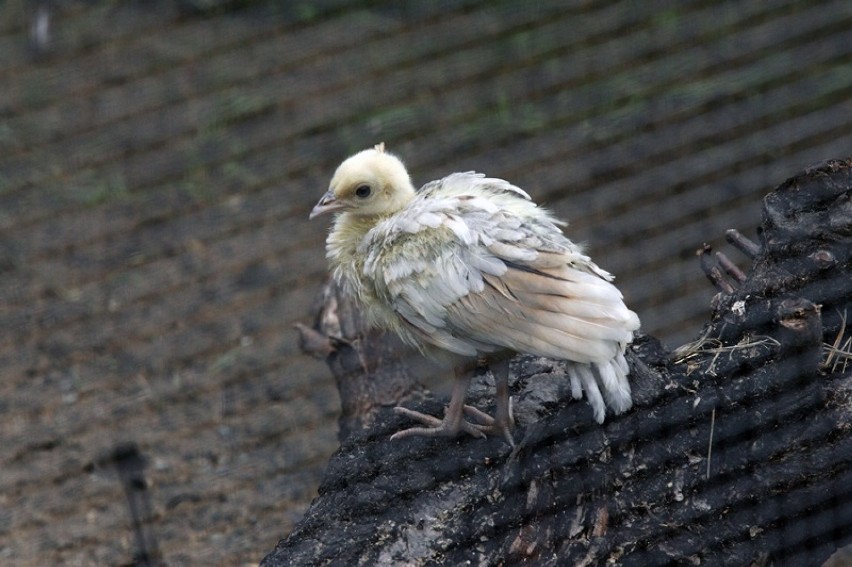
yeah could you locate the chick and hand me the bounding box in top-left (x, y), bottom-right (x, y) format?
top-left (310, 143), bottom-right (640, 446)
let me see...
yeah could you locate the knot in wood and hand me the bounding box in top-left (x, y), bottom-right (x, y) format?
top-left (808, 249), bottom-right (836, 270)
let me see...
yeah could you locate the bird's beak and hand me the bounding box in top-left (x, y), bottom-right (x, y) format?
top-left (309, 190), bottom-right (345, 219)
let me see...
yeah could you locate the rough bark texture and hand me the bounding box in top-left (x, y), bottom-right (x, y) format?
top-left (272, 160), bottom-right (852, 566)
top-left (295, 282), bottom-right (425, 442)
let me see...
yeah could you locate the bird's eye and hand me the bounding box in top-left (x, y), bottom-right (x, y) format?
top-left (355, 185), bottom-right (372, 198)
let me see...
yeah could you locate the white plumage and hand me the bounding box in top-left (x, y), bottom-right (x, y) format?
top-left (311, 144), bottom-right (640, 444)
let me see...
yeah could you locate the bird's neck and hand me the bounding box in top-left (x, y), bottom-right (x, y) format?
top-left (326, 213), bottom-right (382, 301)
top-left (332, 212), bottom-right (378, 243)
top-left (327, 213), bottom-right (378, 271)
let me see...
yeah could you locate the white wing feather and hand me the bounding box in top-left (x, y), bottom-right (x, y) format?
top-left (359, 172), bottom-right (640, 420)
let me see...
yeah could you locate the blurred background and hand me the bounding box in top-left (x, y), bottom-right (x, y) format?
top-left (1, 0), bottom-right (850, 564)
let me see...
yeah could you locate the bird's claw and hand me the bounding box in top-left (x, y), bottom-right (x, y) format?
top-left (460, 400), bottom-right (515, 447)
top-left (391, 400), bottom-right (515, 447)
top-left (472, 401), bottom-right (516, 448)
top-left (391, 406), bottom-right (488, 440)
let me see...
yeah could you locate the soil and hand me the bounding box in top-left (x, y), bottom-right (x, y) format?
top-left (1, 1), bottom-right (850, 564)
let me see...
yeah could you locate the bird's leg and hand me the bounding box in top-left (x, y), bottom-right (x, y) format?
top-left (469, 357), bottom-right (515, 447)
top-left (391, 364), bottom-right (488, 441)
top-left (391, 358), bottom-right (516, 446)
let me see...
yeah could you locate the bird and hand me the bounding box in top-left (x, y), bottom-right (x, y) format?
top-left (310, 143), bottom-right (640, 446)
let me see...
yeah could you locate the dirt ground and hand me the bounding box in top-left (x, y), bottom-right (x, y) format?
top-left (1, 1), bottom-right (850, 564)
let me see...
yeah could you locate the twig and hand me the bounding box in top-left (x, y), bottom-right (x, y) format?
top-left (706, 409), bottom-right (715, 481)
top-left (822, 309), bottom-right (851, 373)
top-left (715, 251), bottom-right (747, 283)
top-left (698, 245), bottom-right (735, 293)
top-left (725, 229), bottom-right (761, 258)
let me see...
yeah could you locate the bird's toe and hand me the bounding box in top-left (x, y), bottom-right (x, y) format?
top-left (391, 406), bottom-right (487, 440)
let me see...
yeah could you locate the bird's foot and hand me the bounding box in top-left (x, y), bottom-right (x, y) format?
top-left (391, 399), bottom-right (515, 447)
top-left (464, 399), bottom-right (516, 448)
top-left (390, 406), bottom-right (488, 440)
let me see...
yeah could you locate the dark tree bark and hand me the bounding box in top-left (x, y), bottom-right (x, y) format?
top-left (271, 159), bottom-right (852, 566)
top-left (294, 283), bottom-right (425, 442)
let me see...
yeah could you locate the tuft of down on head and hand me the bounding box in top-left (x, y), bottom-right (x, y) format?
top-left (310, 143), bottom-right (417, 219)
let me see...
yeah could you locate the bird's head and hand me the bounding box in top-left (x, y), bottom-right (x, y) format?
top-left (310, 143), bottom-right (416, 220)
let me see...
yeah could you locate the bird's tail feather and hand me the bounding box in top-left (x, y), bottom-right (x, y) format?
top-left (567, 354), bottom-right (632, 423)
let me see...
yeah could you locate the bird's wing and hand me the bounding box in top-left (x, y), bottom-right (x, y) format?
top-left (362, 173), bottom-right (639, 364)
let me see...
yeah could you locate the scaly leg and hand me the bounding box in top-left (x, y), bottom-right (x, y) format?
top-left (474, 358), bottom-right (515, 447)
top-left (391, 358), bottom-right (515, 446)
top-left (391, 364), bottom-right (487, 440)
